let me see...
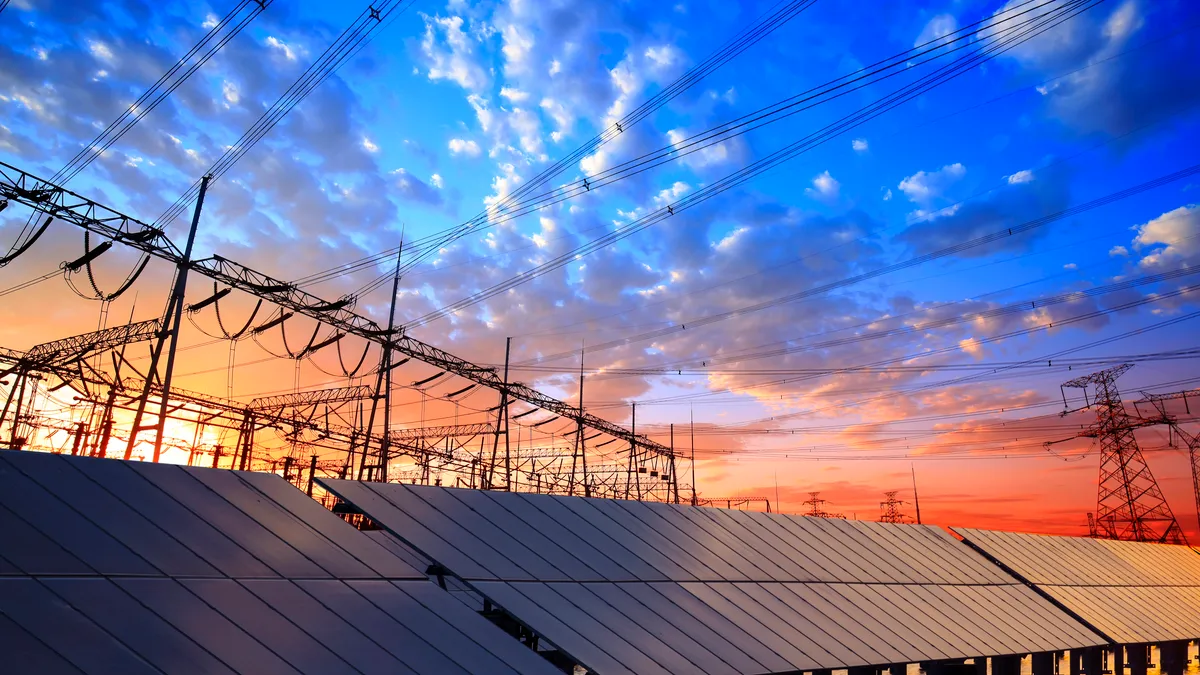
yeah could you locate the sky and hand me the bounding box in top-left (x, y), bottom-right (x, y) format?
top-left (2, 0), bottom-right (1200, 537)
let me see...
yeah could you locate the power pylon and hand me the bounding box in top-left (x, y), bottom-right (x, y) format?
top-left (803, 491), bottom-right (846, 519)
top-left (1054, 365), bottom-right (1185, 544)
top-left (1136, 389), bottom-right (1200, 534)
top-left (879, 490), bottom-right (908, 523)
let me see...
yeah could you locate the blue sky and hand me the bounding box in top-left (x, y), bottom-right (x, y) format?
top-left (2, 0), bottom-right (1200, 530)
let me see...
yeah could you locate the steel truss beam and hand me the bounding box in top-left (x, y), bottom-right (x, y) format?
top-left (0, 160), bottom-right (674, 461)
top-left (250, 385), bottom-right (373, 411)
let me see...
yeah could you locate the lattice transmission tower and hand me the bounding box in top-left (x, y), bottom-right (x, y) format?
top-left (1057, 364), bottom-right (1186, 544)
top-left (803, 491), bottom-right (846, 519)
top-left (879, 491), bottom-right (908, 523)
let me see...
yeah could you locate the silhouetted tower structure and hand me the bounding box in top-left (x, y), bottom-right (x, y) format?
top-left (1059, 364), bottom-right (1185, 544)
top-left (879, 490), bottom-right (908, 523)
top-left (803, 491), bottom-right (846, 519)
top-left (1137, 389), bottom-right (1200, 534)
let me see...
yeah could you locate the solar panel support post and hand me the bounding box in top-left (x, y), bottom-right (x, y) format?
top-left (1032, 651), bottom-right (1055, 675)
top-left (124, 174), bottom-right (210, 464)
top-left (1081, 647), bottom-right (1103, 675)
top-left (1128, 644), bottom-right (1148, 675)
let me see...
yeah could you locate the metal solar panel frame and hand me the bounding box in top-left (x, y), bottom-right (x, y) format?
top-left (322, 479), bottom-right (1107, 675)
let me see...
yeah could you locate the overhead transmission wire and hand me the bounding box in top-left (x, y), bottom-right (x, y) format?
top-left (631, 280), bottom-right (1200, 411)
top-left (312, 23), bottom-right (1191, 331)
top-left (155, 0), bottom-right (419, 228)
top-left (518, 158), bottom-right (1200, 369)
top-left (296, 0), bottom-right (1060, 294)
top-left (291, 0), bottom-right (822, 292)
top-left (405, 0), bottom-right (1105, 329)
top-left (2, 0), bottom-right (264, 266)
top-left (516, 259), bottom-right (1200, 381)
top-left (56, 0), bottom-right (271, 185)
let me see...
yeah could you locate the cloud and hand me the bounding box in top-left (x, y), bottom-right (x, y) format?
top-left (915, 14), bottom-right (958, 47)
top-left (448, 138), bottom-right (481, 157)
top-left (896, 164), bottom-right (1071, 257)
top-left (806, 171), bottom-right (840, 202)
top-left (390, 168), bottom-right (444, 207)
top-left (1132, 204), bottom-right (1200, 270)
top-left (898, 162), bottom-right (966, 207)
top-left (852, 138), bottom-right (868, 153)
top-left (1001, 0), bottom-right (1200, 137)
top-left (419, 14), bottom-right (489, 91)
top-left (1109, 245), bottom-right (1129, 257)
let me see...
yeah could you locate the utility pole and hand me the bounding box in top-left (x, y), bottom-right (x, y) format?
top-left (911, 464), bottom-right (922, 525)
top-left (125, 174), bottom-right (211, 463)
top-left (690, 406), bottom-right (697, 506)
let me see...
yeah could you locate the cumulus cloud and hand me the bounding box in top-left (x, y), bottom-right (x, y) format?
top-left (915, 13), bottom-right (958, 47)
top-left (852, 138), bottom-right (868, 153)
top-left (896, 164), bottom-right (1071, 256)
top-left (806, 171), bottom-right (840, 202)
top-left (1001, 0), bottom-right (1200, 137)
top-left (1132, 205), bottom-right (1200, 270)
top-left (898, 162), bottom-right (966, 207)
top-left (448, 138), bottom-right (481, 157)
top-left (419, 14), bottom-right (489, 91)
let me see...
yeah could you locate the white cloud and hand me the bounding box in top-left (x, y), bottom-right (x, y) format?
top-left (222, 81), bottom-right (239, 106)
top-left (1007, 169), bottom-right (1035, 184)
top-left (916, 13), bottom-right (958, 47)
top-left (420, 14), bottom-right (488, 91)
top-left (431, 173), bottom-right (444, 189)
top-left (1063, 262), bottom-right (1078, 270)
top-left (852, 138), bottom-right (868, 153)
top-left (645, 45), bottom-right (682, 72)
top-left (362, 137), bottom-right (379, 153)
top-left (1132, 205), bottom-right (1200, 269)
top-left (448, 138), bottom-right (482, 157)
top-left (87, 40), bottom-right (115, 63)
top-left (806, 171), bottom-right (840, 202)
top-left (499, 87), bottom-right (530, 102)
top-left (1109, 245), bottom-right (1129, 257)
top-left (265, 36), bottom-right (297, 61)
top-left (898, 163), bottom-right (966, 206)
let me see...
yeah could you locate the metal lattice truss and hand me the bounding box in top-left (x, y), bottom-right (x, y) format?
top-left (249, 385), bottom-right (374, 412)
top-left (1062, 365), bottom-right (1185, 544)
top-left (1137, 389), bottom-right (1200, 534)
top-left (0, 161), bottom-right (674, 462)
top-left (1, 320), bottom-right (160, 378)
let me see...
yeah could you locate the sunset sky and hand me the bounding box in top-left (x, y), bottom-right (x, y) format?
top-left (2, 0), bottom-right (1199, 537)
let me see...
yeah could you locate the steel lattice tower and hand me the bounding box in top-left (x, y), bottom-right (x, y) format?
top-left (1061, 364), bottom-right (1186, 544)
top-left (879, 491), bottom-right (908, 523)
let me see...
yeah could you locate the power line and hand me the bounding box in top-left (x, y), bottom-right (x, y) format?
top-left (405, 0), bottom-right (1106, 329)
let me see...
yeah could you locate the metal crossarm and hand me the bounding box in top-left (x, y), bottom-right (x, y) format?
top-left (0, 160), bottom-right (675, 460)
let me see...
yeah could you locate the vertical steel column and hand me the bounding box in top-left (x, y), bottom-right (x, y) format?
top-left (125, 175), bottom-right (211, 462)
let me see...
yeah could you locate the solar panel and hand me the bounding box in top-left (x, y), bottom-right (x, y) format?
top-left (955, 528), bottom-right (1200, 644)
top-left (321, 479), bottom-right (1107, 674)
top-left (0, 451), bottom-right (563, 675)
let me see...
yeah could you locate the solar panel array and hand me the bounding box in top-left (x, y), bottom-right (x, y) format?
top-left (954, 528), bottom-right (1200, 644)
top-left (0, 450), bottom-right (562, 675)
top-left (321, 479), bottom-right (1105, 675)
